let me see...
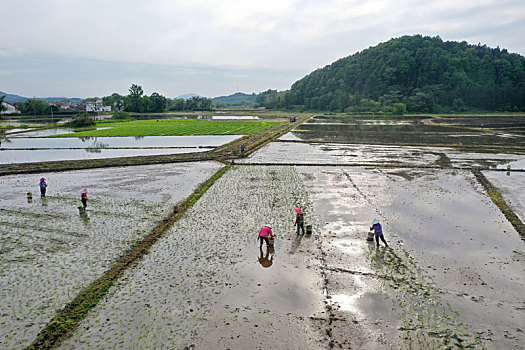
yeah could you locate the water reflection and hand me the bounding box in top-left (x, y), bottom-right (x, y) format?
top-left (85, 141), bottom-right (108, 153)
top-left (289, 234), bottom-right (303, 254)
top-left (0, 135), bottom-right (240, 164)
top-left (80, 211), bottom-right (90, 223)
top-left (258, 246), bottom-right (274, 268)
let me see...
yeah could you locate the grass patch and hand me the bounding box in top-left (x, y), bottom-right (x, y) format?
top-left (472, 169), bottom-right (525, 240)
top-left (25, 165), bottom-right (231, 350)
top-left (52, 119), bottom-right (283, 137)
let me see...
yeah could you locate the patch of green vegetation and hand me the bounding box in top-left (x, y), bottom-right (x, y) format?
top-left (53, 119), bottom-right (283, 138)
top-left (369, 247), bottom-right (483, 349)
top-left (64, 112), bottom-right (96, 128)
top-left (111, 111), bottom-right (133, 121)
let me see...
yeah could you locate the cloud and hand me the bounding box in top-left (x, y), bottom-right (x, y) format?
top-left (1, 0), bottom-right (524, 96)
top-left (0, 53), bottom-right (306, 98)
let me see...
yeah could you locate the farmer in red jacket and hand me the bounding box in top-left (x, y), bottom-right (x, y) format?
top-left (258, 225), bottom-right (274, 247)
top-left (294, 208), bottom-right (305, 235)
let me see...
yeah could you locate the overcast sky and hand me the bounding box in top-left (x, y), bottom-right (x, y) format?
top-left (1, 0), bottom-right (524, 99)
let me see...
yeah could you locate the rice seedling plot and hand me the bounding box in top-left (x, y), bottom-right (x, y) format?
top-left (59, 166), bottom-right (325, 350)
top-left (290, 114), bottom-right (525, 147)
top-left (296, 165), bottom-right (525, 349)
top-left (54, 119), bottom-right (283, 138)
top-left (0, 161), bottom-right (222, 349)
top-left (240, 141), bottom-right (525, 169)
top-left (483, 171), bottom-right (525, 224)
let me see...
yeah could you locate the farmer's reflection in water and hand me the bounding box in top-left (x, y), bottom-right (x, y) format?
top-left (258, 246), bottom-right (274, 268)
top-left (80, 211), bottom-right (90, 224)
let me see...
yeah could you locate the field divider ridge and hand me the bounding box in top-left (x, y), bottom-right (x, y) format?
top-left (472, 169), bottom-right (525, 242)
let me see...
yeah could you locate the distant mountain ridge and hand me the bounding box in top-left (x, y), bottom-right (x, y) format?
top-left (0, 91), bottom-right (82, 103)
top-left (175, 93), bottom-right (203, 100)
top-left (212, 92), bottom-right (257, 105)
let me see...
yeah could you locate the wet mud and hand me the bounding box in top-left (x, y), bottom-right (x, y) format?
top-left (59, 166), bottom-right (326, 349)
top-left (296, 166), bottom-right (525, 349)
top-left (241, 141), bottom-right (525, 170)
top-left (3, 113), bottom-right (525, 349)
top-left (0, 162), bottom-right (222, 349)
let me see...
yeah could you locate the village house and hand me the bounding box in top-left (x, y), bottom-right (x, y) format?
top-left (0, 101), bottom-right (20, 114)
top-left (84, 98), bottom-right (111, 112)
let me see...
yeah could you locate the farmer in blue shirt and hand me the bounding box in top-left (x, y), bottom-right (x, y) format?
top-left (39, 178), bottom-right (47, 198)
top-left (370, 219), bottom-right (388, 247)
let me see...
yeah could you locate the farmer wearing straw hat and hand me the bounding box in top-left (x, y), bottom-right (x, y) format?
top-left (39, 178), bottom-right (47, 198)
top-left (294, 208), bottom-right (305, 235)
top-left (81, 189), bottom-right (88, 210)
top-left (258, 225), bottom-right (274, 247)
top-left (370, 219), bottom-right (388, 247)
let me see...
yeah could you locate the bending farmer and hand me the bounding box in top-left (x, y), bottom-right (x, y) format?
top-left (370, 219), bottom-right (388, 247)
top-left (81, 189), bottom-right (88, 210)
top-left (258, 225), bottom-right (274, 247)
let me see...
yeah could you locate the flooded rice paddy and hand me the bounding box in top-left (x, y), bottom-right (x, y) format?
top-left (285, 114), bottom-right (525, 147)
top-left (0, 135), bottom-right (240, 164)
top-left (242, 141), bottom-right (525, 170)
top-left (2, 113), bottom-right (525, 349)
top-left (0, 161), bottom-right (223, 349)
top-left (59, 166), bottom-right (325, 350)
top-left (53, 162), bottom-right (525, 349)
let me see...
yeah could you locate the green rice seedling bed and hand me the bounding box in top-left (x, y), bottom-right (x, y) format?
top-left (53, 119), bottom-right (283, 138)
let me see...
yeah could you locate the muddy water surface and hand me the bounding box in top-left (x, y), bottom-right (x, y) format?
top-left (0, 161), bottom-right (222, 349)
top-left (59, 166), bottom-right (326, 350)
top-left (292, 165), bottom-right (525, 348)
top-left (242, 141), bottom-right (525, 169)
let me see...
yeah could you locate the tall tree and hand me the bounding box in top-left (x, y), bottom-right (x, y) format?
top-left (17, 99), bottom-right (50, 115)
top-left (126, 84), bottom-right (144, 112)
top-left (148, 92), bottom-right (167, 112)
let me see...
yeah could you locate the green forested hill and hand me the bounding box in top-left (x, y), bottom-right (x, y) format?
top-left (287, 35), bottom-right (525, 113)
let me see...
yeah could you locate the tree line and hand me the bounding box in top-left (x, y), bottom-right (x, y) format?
top-left (102, 84), bottom-right (213, 113)
top-left (11, 85), bottom-right (214, 115)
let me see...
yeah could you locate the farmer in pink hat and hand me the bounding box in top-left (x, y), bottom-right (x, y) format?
top-left (39, 177), bottom-right (47, 198)
top-left (258, 225), bottom-right (274, 247)
top-left (81, 189), bottom-right (88, 210)
top-left (294, 208), bottom-right (305, 235)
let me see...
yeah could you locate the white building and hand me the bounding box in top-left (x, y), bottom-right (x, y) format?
top-left (1, 102), bottom-right (19, 114)
top-left (85, 98), bottom-right (111, 112)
